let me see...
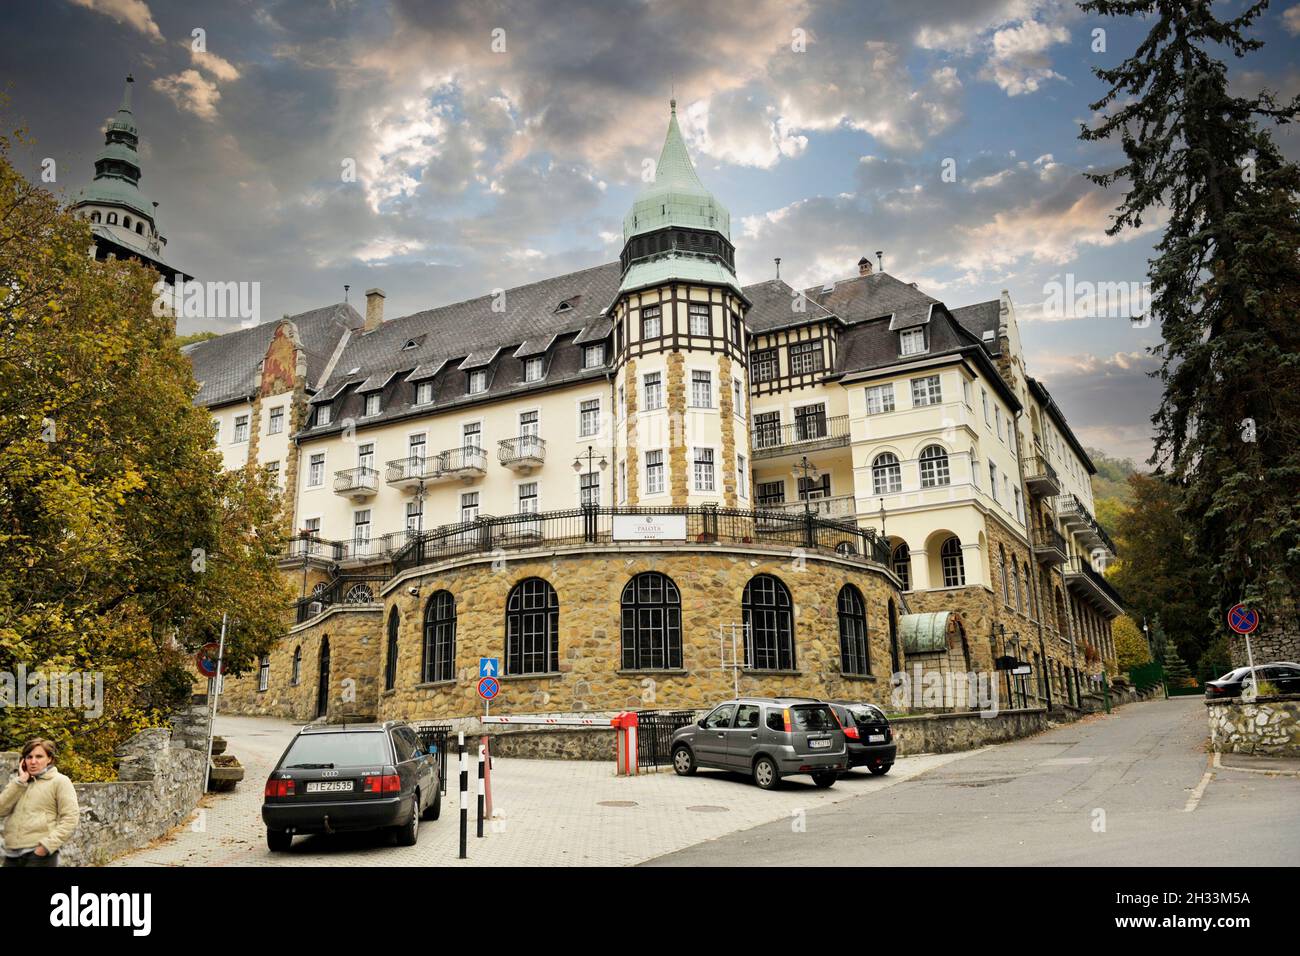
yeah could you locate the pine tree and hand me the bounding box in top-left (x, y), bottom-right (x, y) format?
top-left (1163, 642), bottom-right (1195, 688)
top-left (1079, 1), bottom-right (1300, 639)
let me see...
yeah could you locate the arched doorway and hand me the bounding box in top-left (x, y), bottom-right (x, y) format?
top-left (316, 636), bottom-right (331, 719)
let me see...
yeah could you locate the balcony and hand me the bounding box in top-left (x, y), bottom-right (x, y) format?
top-left (1054, 493), bottom-right (1118, 558)
top-left (281, 533), bottom-right (347, 564)
top-left (1030, 524), bottom-right (1068, 566)
top-left (295, 574), bottom-right (387, 625)
top-left (438, 445), bottom-right (488, 482)
top-left (386, 456), bottom-right (440, 489)
top-left (1022, 455), bottom-right (1061, 497)
top-left (770, 495), bottom-right (856, 520)
top-left (751, 414), bottom-right (851, 461)
top-left (1063, 556), bottom-right (1124, 617)
top-left (333, 466), bottom-right (380, 500)
top-left (498, 435), bottom-right (546, 473)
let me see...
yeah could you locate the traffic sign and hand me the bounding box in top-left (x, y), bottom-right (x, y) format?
top-left (1228, 604), bottom-right (1260, 635)
top-left (195, 642), bottom-right (227, 678)
top-left (477, 676), bottom-right (500, 701)
top-left (479, 657), bottom-right (499, 678)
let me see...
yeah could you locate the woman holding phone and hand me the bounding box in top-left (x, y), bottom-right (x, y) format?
top-left (0, 738), bottom-right (80, 866)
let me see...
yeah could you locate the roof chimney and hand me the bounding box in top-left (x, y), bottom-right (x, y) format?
top-left (876, 250), bottom-right (884, 273)
top-left (364, 288), bottom-right (386, 333)
top-left (857, 256), bottom-right (873, 276)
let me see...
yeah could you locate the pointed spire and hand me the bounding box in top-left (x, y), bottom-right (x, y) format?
top-left (120, 74), bottom-right (134, 115)
top-left (653, 97), bottom-right (706, 195)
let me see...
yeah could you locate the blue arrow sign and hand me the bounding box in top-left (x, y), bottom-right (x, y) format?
top-left (480, 657), bottom-right (499, 678)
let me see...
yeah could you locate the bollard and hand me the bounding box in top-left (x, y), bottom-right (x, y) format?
top-left (458, 732), bottom-right (468, 859)
top-left (611, 712), bottom-right (639, 776)
top-left (481, 735), bottom-right (493, 821)
top-left (477, 742), bottom-right (486, 838)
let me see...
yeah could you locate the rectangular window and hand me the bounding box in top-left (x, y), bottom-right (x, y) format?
top-left (962, 379), bottom-right (972, 407)
top-left (415, 380), bottom-right (435, 405)
top-left (737, 454), bottom-right (747, 498)
top-left (462, 422), bottom-right (481, 450)
top-left (865, 383), bottom-right (895, 414)
top-left (756, 480), bottom-right (784, 508)
top-left (618, 384), bottom-right (626, 420)
top-left (1014, 487), bottom-right (1024, 523)
top-left (982, 389), bottom-right (990, 424)
top-left (304, 517), bottom-right (320, 537)
top-left (519, 410), bottom-right (539, 438)
top-left (911, 375), bottom-right (942, 407)
top-left (406, 500), bottom-right (422, 532)
top-left (732, 378), bottom-right (744, 418)
top-left (316, 402), bottom-right (331, 427)
top-left (641, 305), bottom-right (661, 339)
top-left (789, 341), bottom-right (824, 375)
top-left (619, 460), bottom-right (627, 503)
top-left (364, 392), bottom-right (381, 417)
top-left (798, 474), bottom-right (831, 500)
top-left (460, 492), bottom-right (479, 523)
top-left (265, 461), bottom-right (280, 488)
top-left (212, 418), bottom-right (221, 445)
top-left (468, 370), bottom-right (487, 394)
top-left (358, 442), bottom-right (374, 472)
top-left (688, 303), bottom-right (710, 336)
top-left (268, 406), bottom-right (284, 435)
top-left (899, 328), bottom-right (926, 356)
top-left (645, 450), bottom-right (664, 495)
top-left (753, 410), bottom-right (781, 449)
top-left (690, 369), bottom-right (712, 408)
top-left (518, 482), bottom-right (538, 514)
top-left (643, 371), bottom-right (663, 410)
top-left (693, 447), bottom-right (715, 492)
top-left (308, 453), bottom-right (325, 487)
top-left (995, 406), bottom-right (1003, 440)
top-left (579, 471), bottom-right (599, 506)
top-left (731, 313), bottom-right (741, 345)
top-left (584, 344), bottom-right (605, 368)
top-left (794, 403), bottom-right (827, 442)
top-left (409, 432), bottom-right (426, 463)
top-left (524, 356), bottom-right (544, 382)
top-left (989, 462), bottom-right (999, 503)
top-left (752, 348), bottom-right (778, 383)
top-left (579, 398), bottom-right (600, 437)
top-left (233, 414), bottom-right (249, 443)
top-left (353, 509), bottom-right (371, 554)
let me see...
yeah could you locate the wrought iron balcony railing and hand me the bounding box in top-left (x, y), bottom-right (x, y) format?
top-left (751, 414), bottom-right (851, 459)
top-left (333, 466), bottom-right (380, 495)
top-left (498, 435), bottom-right (547, 466)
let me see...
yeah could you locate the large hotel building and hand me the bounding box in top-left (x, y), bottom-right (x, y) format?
top-left (173, 101), bottom-right (1123, 722)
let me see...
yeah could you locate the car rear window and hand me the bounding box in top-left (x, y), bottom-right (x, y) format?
top-left (791, 704), bottom-right (839, 732)
top-left (849, 705), bottom-right (885, 726)
top-left (281, 732), bottom-right (390, 768)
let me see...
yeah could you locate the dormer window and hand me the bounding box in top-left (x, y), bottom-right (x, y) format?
top-left (415, 380), bottom-right (435, 405)
top-left (401, 339), bottom-right (418, 351)
top-left (554, 301), bottom-right (573, 313)
top-left (524, 356), bottom-right (544, 382)
top-left (468, 370), bottom-right (487, 394)
top-left (583, 344), bottom-right (605, 369)
top-left (316, 402), bottom-right (332, 427)
top-left (364, 392), bottom-right (382, 417)
top-left (900, 328), bottom-right (926, 356)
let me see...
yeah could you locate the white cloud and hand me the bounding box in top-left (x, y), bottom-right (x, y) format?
top-left (189, 47), bottom-right (241, 83)
top-left (1284, 5), bottom-right (1300, 36)
top-left (65, 0), bottom-right (162, 41)
top-left (152, 70), bottom-right (222, 120)
top-left (983, 19), bottom-right (1070, 95)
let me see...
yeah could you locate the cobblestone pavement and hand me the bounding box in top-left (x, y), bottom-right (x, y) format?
top-left (111, 713), bottom-right (975, 867)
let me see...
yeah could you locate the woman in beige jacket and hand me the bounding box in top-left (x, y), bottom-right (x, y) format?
top-left (0, 738), bottom-right (80, 866)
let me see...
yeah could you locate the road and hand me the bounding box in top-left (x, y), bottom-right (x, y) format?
top-left (644, 696), bottom-right (1300, 866)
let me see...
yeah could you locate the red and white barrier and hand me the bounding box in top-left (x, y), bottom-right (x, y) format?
top-left (611, 712), bottom-right (638, 776)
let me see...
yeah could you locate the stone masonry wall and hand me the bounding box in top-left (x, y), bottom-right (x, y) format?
top-left (1206, 695), bottom-right (1300, 757)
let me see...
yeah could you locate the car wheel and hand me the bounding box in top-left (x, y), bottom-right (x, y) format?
top-left (812, 771), bottom-right (837, 789)
top-left (422, 784), bottom-right (442, 821)
top-left (266, 828), bottom-right (291, 852)
top-left (394, 793), bottom-right (420, 847)
top-left (753, 755), bottom-right (781, 790)
top-left (869, 763), bottom-right (892, 776)
top-left (672, 745), bottom-right (696, 776)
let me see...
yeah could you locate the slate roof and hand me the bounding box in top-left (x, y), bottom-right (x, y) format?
top-left (950, 300), bottom-right (1003, 356)
top-left (186, 302), bottom-right (361, 408)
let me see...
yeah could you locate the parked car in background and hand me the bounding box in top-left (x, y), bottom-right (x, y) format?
top-left (1204, 663), bottom-right (1300, 699)
top-left (262, 721), bottom-right (440, 852)
top-left (671, 697), bottom-right (847, 790)
top-left (826, 701), bottom-right (896, 775)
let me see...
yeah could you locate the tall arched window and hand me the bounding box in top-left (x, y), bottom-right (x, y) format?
top-left (422, 591), bottom-right (456, 683)
top-left (1021, 562), bottom-right (1032, 616)
top-left (1000, 546), bottom-right (1010, 604)
top-left (123, 216), bottom-right (132, 229)
top-left (1012, 563), bottom-right (1022, 612)
top-left (135, 221), bottom-right (144, 234)
top-left (940, 536), bottom-right (965, 587)
top-left (506, 578), bottom-right (559, 675)
top-left (872, 452), bottom-right (902, 495)
top-left (918, 445), bottom-right (950, 487)
top-left (291, 646), bottom-right (301, 686)
top-left (107, 212), bottom-right (117, 224)
top-left (838, 585), bottom-right (870, 675)
top-left (743, 574), bottom-right (795, 670)
top-left (621, 572), bottom-right (682, 670)
top-left (892, 542), bottom-right (911, 590)
top-left (385, 608), bottom-right (399, 690)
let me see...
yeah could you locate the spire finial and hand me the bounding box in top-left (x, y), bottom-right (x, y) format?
top-left (120, 74), bottom-right (134, 113)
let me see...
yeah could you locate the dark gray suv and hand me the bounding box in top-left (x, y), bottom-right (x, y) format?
top-left (670, 698), bottom-right (848, 790)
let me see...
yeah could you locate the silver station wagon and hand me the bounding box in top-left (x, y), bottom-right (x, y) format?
top-left (671, 697), bottom-right (848, 790)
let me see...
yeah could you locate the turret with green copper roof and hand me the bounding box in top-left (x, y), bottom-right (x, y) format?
top-left (618, 99), bottom-right (741, 296)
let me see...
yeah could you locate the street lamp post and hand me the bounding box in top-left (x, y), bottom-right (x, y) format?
top-left (792, 455), bottom-right (820, 515)
top-left (572, 445), bottom-right (608, 541)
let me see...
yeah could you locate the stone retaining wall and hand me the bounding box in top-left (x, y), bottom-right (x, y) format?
top-left (888, 707), bottom-right (1050, 755)
top-left (1206, 695), bottom-right (1300, 757)
top-left (0, 701), bottom-right (210, 866)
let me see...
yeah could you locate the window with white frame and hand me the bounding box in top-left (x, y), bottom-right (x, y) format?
top-left (269, 406), bottom-right (284, 434)
top-left (518, 482), bottom-right (538, 514)
top-left (583, 344), bottom-right (605, 368)
top-left (579, 471), bottom-right (599, 506)
top-left (265, 461), bottom-right (280, 488)
top-left (519, 410), bottom-right (539, 438)
top-left (619, 461), bottom-right (627, 502)
top-left (911, 375), bottom-right (942, 407)
top-left (641, 305), bottom-right (661, 339)
top-left (364, 392), bottom-right (381, 417)
top-left (643, 371), bottom-right (663, 410)
top-left (733, 378), bottom-right (744, 418)
top-left (415, 380), bottom-right (435, 405)
top-left (1014, 487), bottom-right (1024, 523)
top-left (918, 445), bottom-right (951, 487)
top-left (579, 398), bottom-right (600, 437)
top-left (756, 480), bottom-right (784, 508)
top-left (463, 421), bottom-right (481, 450)
top-left (304, 517), bottom-right (320, 537)
top-left (753, 410), bottom-right (780, 449)
top-left (233, 414), bottom-right (249, 443)
top-left (995, 406), bottom-right (1003, 440)
top-left (645, 449), bottom-right (664, 495)
top-left (409, 433), bottom-right (426, 464)
top-left (899, 328), bottom-right (926, 356)
top-left (737, 454), bottom-right (747, 498)
top-left (358, 442), bottom-right (374, 472)
top-left (308, 453), bottom-right (325, 487)
top-left (524, 356), bottom-right (544, 382)
top-left (752, 348), bottom-right (778, 383)
top-left (688, 303), bottom-right (710, 336)
top-left (872, 453), bottom-right (902, 495)
top-left (461, 491), bottom-right (479, 523)
top-left (989, 462), bottom-right (999, 502)
top-left (970, 448), bottom-right (980, 488)
top-left (940, 536), bottom-right (966, 587)
top-left (618, 384), bottom-right (625, 420)
top-left (212, 418), bottom-right (221, 445)
top-left (865, 383), bottom-right (895, 414)
top-left (690, 369), bottom-right (712, 408)
top-left (962, 379), bottom-right (972, 407)
top-left (789, 340), bottom-right (824, 375)
top-left (406, 499), bottom-right (422, 532)
top-left (693, 447), bottom-right (715, 492)
top-left (468, 370), bottom-right (487, 394)
top-left (981, 389), bottom-right (990, 424)
top-left (316, 402), bottom-right (332, 427)
top-left (353, 509), bottom-right (371, 554)
top-left (258, 656), bottom-right (269, 692)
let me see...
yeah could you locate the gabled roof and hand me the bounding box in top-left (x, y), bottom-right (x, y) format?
top-left (742, 278), bottom-right (839, 334)
top-left (801, 272), bottom-right (938, 326)
top-left (950, 300), bottom-right (1003, 356)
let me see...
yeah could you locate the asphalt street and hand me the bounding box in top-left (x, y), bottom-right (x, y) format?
top-left (644, 696), bottom-right (1300, 866)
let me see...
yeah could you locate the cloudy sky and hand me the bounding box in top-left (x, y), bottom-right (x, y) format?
top-left (4, 0), bottom-right (1298, 464)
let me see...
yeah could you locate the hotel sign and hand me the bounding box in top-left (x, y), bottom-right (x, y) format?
top-left (612, 514), bottom-right (688, 541)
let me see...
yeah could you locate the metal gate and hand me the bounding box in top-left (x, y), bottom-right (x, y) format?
top-left (635, 710), bottom-right (697, 770)
top-left (416, 723), bottom-right (452, 794)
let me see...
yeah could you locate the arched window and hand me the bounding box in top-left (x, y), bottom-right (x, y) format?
top-left (743, 574), bottom-right (795, 670)
top-left (1000, 546), bottom-right (1010, 604)
top-left (422, 590), bottom-right (456, 683)
top-left (892, 542), bottom-right (911, 590)
top-left (835, 541), bottom-right (857, 556)
top-left (940, 536), bottom-right (965, 587)
top-left (123, 216), bottom-right (132, 229)
top-left (385, 608), bottom-right (399, 690)
top-left (1022, 562), bottom-right (1032, 616)
top-left (620, 573), bottom-right (682, 670)
top-left (506, 578), bottom-right (558, 675)
top-left (135, 221), bottom-right (144, 234)
top-left (838, 585), bottom-right (869, 675)
top-left (107, 212), bottom-right (117, 224)
top-left (1012, 563), bottom-right (1022, 611)
top-left (918, 445), bottom-right (950, 487)
top-left (291, 646), bottom-right (302, 685)
top-left (872, 452), bottom-right (902, 495)
top-left (90, 211), bottom-right (101, 223)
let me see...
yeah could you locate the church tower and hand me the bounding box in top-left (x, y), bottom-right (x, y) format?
top-left (612, 100), bottom-right (752, 509)
top-left (70, 75), bottom-right (188, 285)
